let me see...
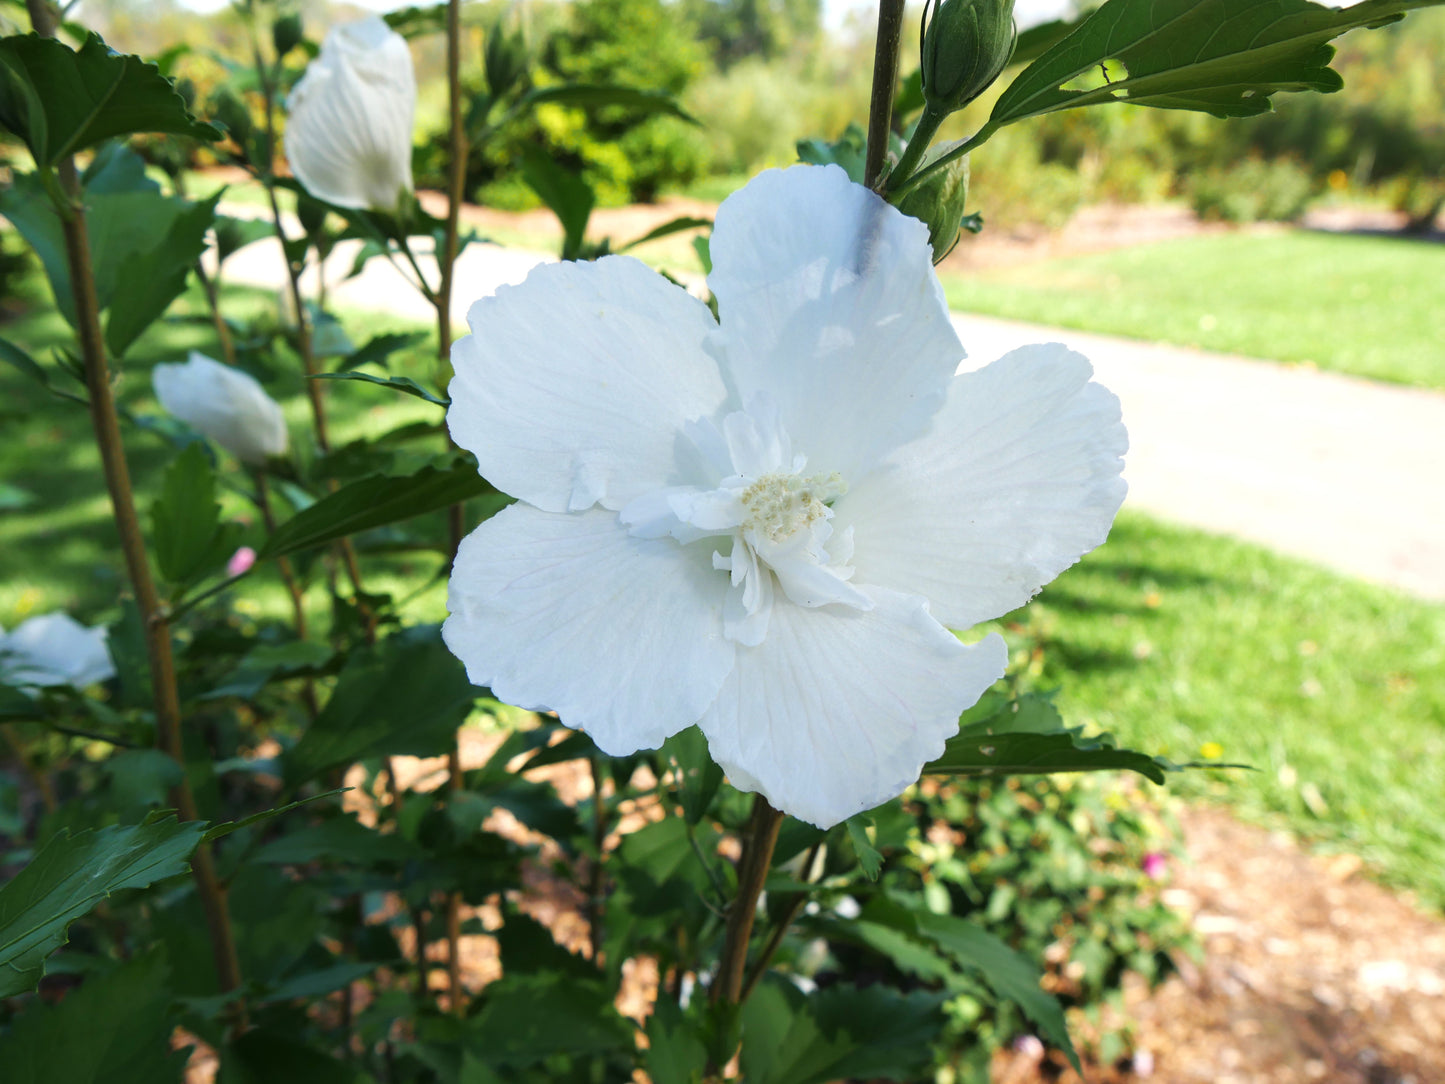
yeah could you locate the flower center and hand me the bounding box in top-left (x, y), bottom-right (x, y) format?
top-left (739, 471), bottom-right (846, 544)
top-left (618, 396), bottom-right (872, 647)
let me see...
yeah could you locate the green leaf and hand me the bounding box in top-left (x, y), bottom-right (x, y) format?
top-left (0, 33), bottom-right (217, 165)
top-left (283, 625), bottom-right (478, 785)
top-left (992, 0), bottom-right (1445, 126)
top-left (336, 329), bottom-right (428, 371)
top-left (520, 148), bottom-right (595, 262)
top-left (151, 443), bottom-right (230, 586)
top-left (221, 1030), bottom-right (358, 1084)
top-left (0, 817), bottom-right (204, 997)
top-left (646, 996), bottom-right (708, 1084)
top-left (252, 814), bottom-right (416, 865)
top-left (259, 460), bottom-right (509, 559)
top-left (313, 370), bottom-right (449, 406)
top-left (616, 215), bottom-right (712, 253)
top-left (923, 691), bottom-right (1182, 782)
top-left (517, 82), bottom-right (698, 124)
top-left (843, 814), bottom-right (882, 880)
top-left (465, 973), bottom-right (635, 1068)
top-left (913, 911), bottom-right (1081, 1073)
top-left (203, 789), bottom-right (347, 842)
top-left (0, 176), bottom-right (217, 356)
top-left (81, 141), bottom-right (160, 194)
top-left (738, 979), bottom-right (947, 1084)
top-left (663, 726), bottom-right (722, 825)
top-left (0, 952), bottom-right (189, 1084)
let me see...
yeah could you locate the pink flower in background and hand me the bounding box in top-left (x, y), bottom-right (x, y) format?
top-left (1142, 851), bottom-right (1169, 881)
top-left (227, 546), bottom-right (258, 577)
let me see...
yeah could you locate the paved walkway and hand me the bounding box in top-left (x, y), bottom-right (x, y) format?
top-left (220, 232), bottom-right (1445, 601)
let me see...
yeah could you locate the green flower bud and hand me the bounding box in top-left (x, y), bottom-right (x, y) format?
top-left (484, 19), bottom-right (529, 100)
top-left (920, 0), bottom-right (1017, 115)
top-left (273, 13), bottom-right (305, 59)
top-left (210, 88), bottom-right (253, 151)
top-left (894, 149), bottom-right (970, 264)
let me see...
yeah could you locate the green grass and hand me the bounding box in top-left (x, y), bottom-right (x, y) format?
top-left (991, 511), bottom-right (1445, 909)
top-left (939, 230), bottom-right (1445, 389)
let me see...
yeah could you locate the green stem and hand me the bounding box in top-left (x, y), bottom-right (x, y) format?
top-left (884, 105), bottom-right (948, 198)
top-left (864, 0), bottom-right (907, 190)
top-left (711, 794), bottom-right (785, 1006)
top-left (891, 119), bottom-right (1002, 199)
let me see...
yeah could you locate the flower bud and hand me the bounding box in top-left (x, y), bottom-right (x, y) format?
top-left (895, 150), bottom-right (970, 263)
top-left (210, 87), bottom-right (253, 151)
top-left (0, 613), bottom-right (114, 690)
top-left (152, 352), bottom-right (290, 465)
top-left (285, 16), bottom-right (417, 214)
top-left (484, 18), bottom-right (529, 100)
top-left (272, 13), bottom-right (304, 59)
top-left (920, 0), bottom-right (1016, 115)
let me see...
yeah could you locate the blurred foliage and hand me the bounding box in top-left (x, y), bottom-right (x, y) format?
top-left (1184, 156), bottom-right (1317, 224)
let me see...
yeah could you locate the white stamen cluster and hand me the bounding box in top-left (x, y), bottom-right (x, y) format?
top-left (739, 470), bottom-right (847, 543)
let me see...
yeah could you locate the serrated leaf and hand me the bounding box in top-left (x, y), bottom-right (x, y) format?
top-left (259, 461), bottom-right (509, 558)
top-left (646, 996), bottom-right (708, 1084)
top-left (151, 443), bottom-right (228, 586)
top-left (0, 952), bottom-right (188, 1084)
top-left (924, 692), bottom-right (1178, 782)
top-left (203, 789), bottom-right (347, 842)
top-left (993, 0), bottom-right (1445, 126)
top-left (465, 972), bottom-right (635, 1067)
top-left (663, 726), bottom-right (723, 825)
top-left (283, 625), bottom-right (478, 785)
top-left (913, 911), bottom-right (1081, 1073)
top-left (521, 147), bottom-right (594, 262)
top-left (0, 817), bottom-right (204, 997)
top-left (0, 33), bottom-right (217, 165)
top-left (738, 979), bottom-right (947, 1084)
top-left (843, 814), bottom-right (882, 880)
top-left (313, 370), bottom-right (448, 406)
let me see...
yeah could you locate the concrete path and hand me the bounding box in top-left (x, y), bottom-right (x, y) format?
top-left (220, 232), bottom-right (1445, 601)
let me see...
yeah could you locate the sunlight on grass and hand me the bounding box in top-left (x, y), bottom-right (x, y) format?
top-left (939, 231), bottom-right (1445, 388)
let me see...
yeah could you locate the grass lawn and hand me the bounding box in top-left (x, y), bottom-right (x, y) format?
top-left (939, 230), bottom-right (1445, 389)
top-left (989, 511), bottom-right (1445, 910)
top-left (3, 262), bottom-right (1442, 911)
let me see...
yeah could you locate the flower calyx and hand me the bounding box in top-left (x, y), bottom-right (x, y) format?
top-left (919, 0), bottom-right (1017, 116)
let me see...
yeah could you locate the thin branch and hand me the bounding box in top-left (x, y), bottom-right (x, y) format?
top-left (710, 794), bottom-right (785, 1006)
top-left (864, 0), bottom-right (907, 190)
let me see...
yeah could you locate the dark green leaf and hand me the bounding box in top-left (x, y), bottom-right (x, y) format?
top-left (336, 329), bottom-right (428, 371)
top-left (221, 1030), bottom-right (357, 1084)
top-left (0, 952), bottom-right (188, 1084)
top-left (663, 726), bottom-right (722, 825)
top-left (203, 789), bottom-right (347, 842)
top-left (283, 625), bottom-right (478, 785)
top-left (0, 817), bottom-right (204, 997)
top-left (913, 910), bottom-right (1081, 1072)
top-left (259, 461), bottom-right (509, 559)
top-left (517, 83), bottom-right (697, 124)
top-left (212, 214), bottom-right (272, 263)
top-left (924, 692), bottom-right (1182, 782)
top-left (466, 973), bottom-right (634, 1067)
top-left (738, 979), bottom-right (947, 1084)
top-left (843, 814), bottom-right (882, 880)
top-left (201, 640), bottom-right (335, 701)
top-left (81, 142), bottom-right (160, 194)
top-left (520, 148), bottom-right (594, 262)
top-left (151, 443), bottom-right (228, 585)
top-left (261, 961), bottom-right (378, 1003)
top-left (253, 814), bottom-right (416, 865)
top-left (993, 0), bottom-right (1445, 125)
top-left (0, 33), bottom-right (217, 165)
top-left (314, 370), bottom-right (449, 406)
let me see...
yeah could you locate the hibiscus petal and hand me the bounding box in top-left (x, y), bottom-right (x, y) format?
top-left (836, 344), bottom-right (1127, 630)
top-left (449, 257), bottom-right (728, 514)
top-left (708, 164), bottom-right (963, 482)
top-left (697, 588), bottom-right (1006, 828)
top-left (444, 504), bottom-right (736, 754)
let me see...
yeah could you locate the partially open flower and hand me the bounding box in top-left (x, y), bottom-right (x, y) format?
top-left (444, 165), bottom-right (1127, 828)
top-left (0, 613), bottom-right (115, 690)
top-left (152, 352), bottom-right (289, 465)
top-left (284, 15), bottom-right (416, 213)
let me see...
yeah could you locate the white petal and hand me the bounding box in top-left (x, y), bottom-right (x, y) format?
top-left (152, 352), bottom-right (288, 464)
top-left (0, 613), bottom-right (114, 688)
top-left (448, 257), bottom-right (728, 513)
top-left (443, 504), bottom-right (736, 754)
top-left (836, 345), bottom-right (1127, 629)
top-left (708, 165), bottom-right (963, 481)
top-left (285, 16), bottom-right (416, 212)
top-left (697, 588), bottom-right (1007, 828)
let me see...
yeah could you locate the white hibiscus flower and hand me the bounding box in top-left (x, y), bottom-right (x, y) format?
top-left (1, 613), bottom-right (115, 690)
top-left (443, 165), bottom-right (1127, 828)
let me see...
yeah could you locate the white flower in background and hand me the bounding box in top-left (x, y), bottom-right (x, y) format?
top-left (152, 352), bottom-right (289, 465)
top-left (444, 165), bottom-right (1127, 829)
top-left (0, 613), bottom-right (115, 689)
top-left (285, 15), bottom-right (417, 213)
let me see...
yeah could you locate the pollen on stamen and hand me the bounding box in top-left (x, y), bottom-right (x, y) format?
top-left (739, 470), bottom-right (847, 543)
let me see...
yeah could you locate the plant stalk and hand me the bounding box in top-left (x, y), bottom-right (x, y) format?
top-left (711, 794), bottom-right (785, 1006)
top-left (254, 471), bottom-right (318, 717)
top-left (865, 0), bottom-right (908, 190)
